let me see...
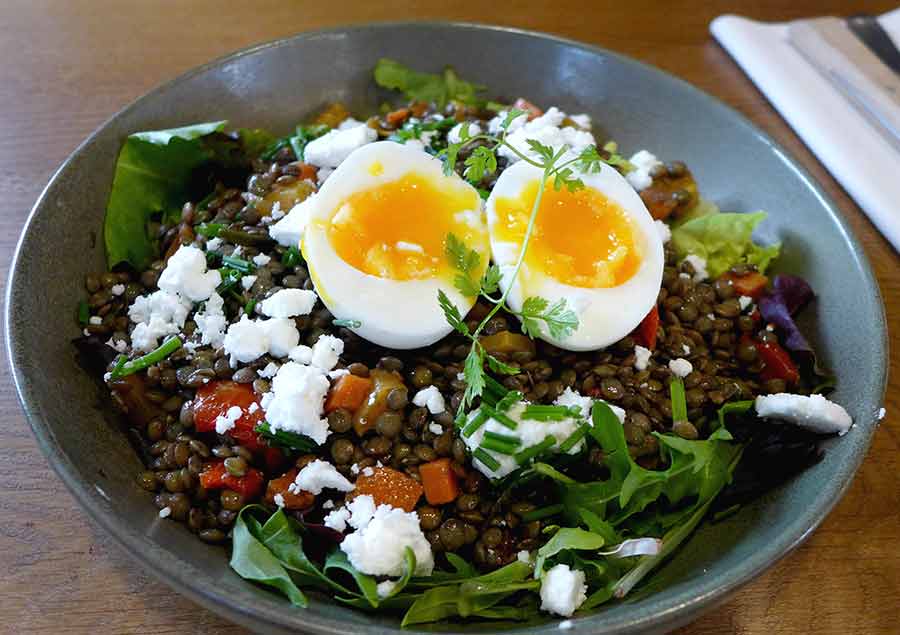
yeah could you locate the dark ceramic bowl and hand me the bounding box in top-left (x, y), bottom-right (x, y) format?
top-left (6, 22), bottom-right (888, 635)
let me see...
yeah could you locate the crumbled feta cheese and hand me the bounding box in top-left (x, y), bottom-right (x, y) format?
top-left (128, 290), bottom-right (192, 353)
top-left (412, 386), bottom-right (446, 414)
top-left (362, 466), bottom-right (374, 477)
top-left (311, 334), bottom-right (344, 370)
top-left (260, 289), bottom-right (318, 318)
top-left (270, 202), bottom-right (285, 221)
top-left (263, 318), bottom-right (300, 358)
top-left (634, 345), bottom-right (652, 371)
top-left (258, 362), bottom-right (279, 379)
top-left (683, 255), bottom-right (708, 282)
top-left (559, 619), bottom-right (574, 630)
top-left (252, 253), bottom-right (271, 267)
top-left (290, 459), bottom-right (354, 495)
top-left (682, 344), bottom-right (691, 355)
top-left (376, 580), bottom-right (398, 599)
top-left (158, 506), bottom-right (172, 518)
top-left (669, 358), bottom-right (693, 378)
top-left (288, 344), bottom-right (313, 364)
top-left (194, 291), bottom-right (227, 348)
top-left (350, 463), bottom-right (361, 475)
top-left (240, 275), bottom-right (257, 291)
top-left (448, 121), bottom-right (482, 144)
top-left (395, 241), bottom-right (425, 253)
top-left (223, 315), bottom-right (270, 364)
top-left (489, 107), bottom-right (595, 164)
top-left (111, 284), bottom-right (125, 296)
top-left (322, 499), bottom-right (335, 510)
top-left (106, 337), bottom-right (128, 353)
top-left (304, 124), bottom-right (377, 168)
top-left (158, 245), bottom-right (221, 302)
top-left (215, 405), bottom-right (243, 434)
top-left (654, 219), bottom-right (671, 243)
top-left (625, 150), bottom-right (662, 191)
top-left (878, 407), bottom-right (886, 421)
top-left (517, 550), bottom-right (532, 564)
top-left (738, 295), bottom-right (753, 311)
top-left (248, 402), bottom-right (259, 414)
top-left (232, 246), bottom-right (243, 257)
top-left (679, 272), bottom-right (691, 280)
top-left (316, 167), bottom-right (334, 185)
top-left (337, 118), bottom-right (364, 130)
top-left (88, 316), bottom-right (102, 326)
top-left (569, 113), bottom-right (592, 129)
top-left (328, 368), bottom-right (349, 379)
top-left (205, 237), bottom-right (223, 251)
top-left (755, 393), bottom-right (853, 435)
top-left (261, 362), bottom-right (331, 444)
top-left (273, 493), bottom-right (285, 508)
top-left (269, 195), bottom-right (316, 247)
top-left (540, 564), bottom-right (587, 617)
top-left (428, 423), bottom-right (444, 435)
top-left (555, 387), bottom-right (626, 422)
top-left (324, 506), bottom-right (351, 532)
top-left (340, 498), bottom-right (434, 577)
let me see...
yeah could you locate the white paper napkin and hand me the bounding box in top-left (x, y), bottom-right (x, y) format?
top-left (711, 10), bottom-right (900, 252)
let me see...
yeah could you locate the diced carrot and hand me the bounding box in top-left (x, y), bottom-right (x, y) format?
top-left (264, 468), bottom-right (315, 510)
top-left (513, 97), bottom-right (543, 120)
top-left (419, 458), bottom-right (460, 505)
top-left (314, 102), bottom-right (351, 127)
top-left (325, 374), bottom-right (374, 414)
top-left (352, 467), bottom-right (423, 512)
top-left (723, 272), bottom-right (769, 300)
top-left (409, 101), bottom-right (428, 118)
top-left (199, 462), bottom-right (265, 499)
top-left (386, 107), bottom-right (411, 126)
top-left (633, 306), bottom-right (660, 349)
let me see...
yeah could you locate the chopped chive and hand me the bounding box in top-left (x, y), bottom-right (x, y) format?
top-left (484, 375), bottom-right (508, 397)
top-left (483, 430), bottom-right (520, 446)
top-left (77, 300), bottom-right (90, 325)
top-left (332, 318), bottom-right (362, 329)
top-left (108, 354), bottom-right (127, 379)
top-left (473, 447), bottom-right (501, 471)
top-left (495, 390), bottom-right (523, 412)
top-left (481, 404), bottom-right (518, 430)
top-left (244, 299), bottom-right (257, 315)
top-left (480, 437), bottom-right (517, 455)
top-left (519, 503), bottom-right (564, 523)
top-left (462, 410), bottom-right (489, 438)
top-left (110, 336), bottom-right (182, 379)
top-left (228, 289), bottom-right (244, 303)
top-left (521, 412), bottom-right (569, 422)
top-left (515, 435), bottom-right (557, 465)
top-left (282, 246), bottom-right (302, 268)
top-left (196, 222), bottom-right (225, 237)
top-left (217, 268), bottom-right (243, 293)
top-left (558, 423), bottom-right (589, 453)
top-left (670, 376), bottom-right (688, 423)
top-left (222, 255), bottom-right (254, 273)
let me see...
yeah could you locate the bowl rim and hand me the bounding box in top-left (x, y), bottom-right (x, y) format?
top-left (5, 20), bottom-right (889, 635)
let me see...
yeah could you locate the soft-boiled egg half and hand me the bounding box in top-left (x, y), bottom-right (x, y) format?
top-left (302, 141), bottom-right (489, 349)
top-left (486, 160), bottom-right (664, 351)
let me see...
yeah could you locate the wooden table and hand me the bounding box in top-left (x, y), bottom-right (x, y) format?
top-left (1, 1), bottom-right (897, 632)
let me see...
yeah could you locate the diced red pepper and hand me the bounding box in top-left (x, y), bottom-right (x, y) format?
top-left (385, 107), bottom-right (411, 126)
top-left (633, 306), bottom-right (660, 349)
top-left (723, 272), bottom-right (769, 300)
top-left (754, 338), bottom-right (799, 384)
top-left (513, 98), bottom-right (543, 120)
top-left (192, 381), bottom-right (266, 451)
top-left (199, 462), bottom-right (265, 498)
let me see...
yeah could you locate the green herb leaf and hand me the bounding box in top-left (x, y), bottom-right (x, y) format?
top-left (437, 290), bottom-right (470, 337)
top-left (104, 121), bottom-right (227, 269)
top-left (480, 264), bottom-right (502, 295)
top-left (485, 353), bottom-right (519, 376)
top-left (281, 246), bottom-right (303, 268)
top-left (525, 139), bottom-right (555, 162)
top-left (501, 108), bottom-right (527, 131)
top-left (533, 528), bottom-right (606, 578)
top-left (324, 549), bottom-right (381, 608)
top-left (442, 142), bottom-right (461, 176)
top-left (463, 146), bottom-right (497, 183)
top-left (373, 58), bottom-right (484, 107)
top-left (445, 233), bottom-right (482, 297)
top-left (254, 422), bottom-right (318, 453)
top-left (519, 296), bottom-right (579, 340)
top-left (461, 345), bottom-right (486, 409)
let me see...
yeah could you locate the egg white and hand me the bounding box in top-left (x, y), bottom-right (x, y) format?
top-left (302, 141), bottom-right (488, 349)
top-left (486, 160), bottom-right (664, 351)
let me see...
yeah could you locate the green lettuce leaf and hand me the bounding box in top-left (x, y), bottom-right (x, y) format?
top-left (104, 120), bottom-right (227, 269)
top-left (670, 209), bottom-right (780, 278)
top-left (374, 58), bottom-right (483, 107)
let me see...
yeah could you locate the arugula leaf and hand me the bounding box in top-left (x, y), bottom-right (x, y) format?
top-left (533, 528), bottom-right (606, 577)
top-left (324, 549), bottom-right (381, 607)
top-left (519, 296), bottom-right (579, 340)
top-left (229, 506), bottom-right (308, 607)
top-left (374, 58), bottom-right (484, 107)
top-left (671, 210), bottom-right (780, 278)
top-left (104, 121), bottom-right (227, 269)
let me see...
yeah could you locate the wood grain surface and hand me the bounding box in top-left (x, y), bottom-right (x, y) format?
top-left (0, 1), bottom-right (897, 633)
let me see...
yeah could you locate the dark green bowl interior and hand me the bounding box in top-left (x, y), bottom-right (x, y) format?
top-left (5, 22), bottom-right (887, 635)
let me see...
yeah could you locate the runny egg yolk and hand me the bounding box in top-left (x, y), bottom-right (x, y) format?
top-left (493, 180), bottom-right (642, 288)
top-left (325, 172), bottom-right (482, 281)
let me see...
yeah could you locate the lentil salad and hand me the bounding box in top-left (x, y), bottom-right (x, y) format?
top-left (72, 59), bottom-right (853, 625)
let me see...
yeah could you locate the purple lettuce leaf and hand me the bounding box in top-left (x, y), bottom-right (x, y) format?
top-left (758, 274), bottom-right (829, 376)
